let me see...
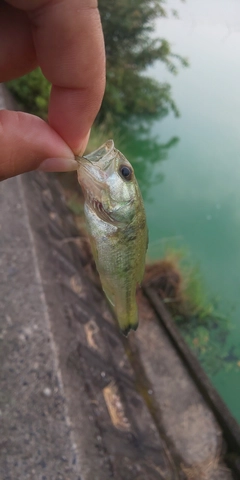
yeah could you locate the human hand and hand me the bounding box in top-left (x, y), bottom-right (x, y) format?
top-left (0, 0), bottom-right (105, 181)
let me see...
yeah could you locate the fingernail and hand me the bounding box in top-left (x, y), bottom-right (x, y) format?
top-left (38, 157), bottom-right (78, 172)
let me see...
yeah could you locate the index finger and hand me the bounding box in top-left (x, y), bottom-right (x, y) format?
top-left (7, 0), bottom-right (106, 154)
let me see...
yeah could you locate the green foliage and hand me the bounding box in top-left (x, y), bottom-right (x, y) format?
top-left (98, 0), bottom-right (188, 125)
top-left (8, 68), bottom-right (50, 119)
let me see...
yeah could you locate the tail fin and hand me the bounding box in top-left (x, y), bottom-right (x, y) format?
top-left (121, 321), bottom-right (138, 337)
top-left (115, 293), bottom-right (139, 336)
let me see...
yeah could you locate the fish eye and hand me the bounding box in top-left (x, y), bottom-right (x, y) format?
top-left (119, 165), bottom-right (133, 181)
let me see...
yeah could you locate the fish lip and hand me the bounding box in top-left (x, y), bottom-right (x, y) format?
top-left (75, 139), bottom-right (115, 164)
top-left (75, 154), bottom-right (92, 165)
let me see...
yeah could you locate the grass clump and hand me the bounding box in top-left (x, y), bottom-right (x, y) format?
top-left (144, 249), bottom-right (239, 375)
top-left (144, 249), bottom-right (212, 318)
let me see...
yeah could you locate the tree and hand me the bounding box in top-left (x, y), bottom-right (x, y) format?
top-left (98, 0), bottom-right (188, 125)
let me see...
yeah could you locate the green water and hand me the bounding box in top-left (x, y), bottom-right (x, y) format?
top-left (129, 0), bottom-right (240, 421)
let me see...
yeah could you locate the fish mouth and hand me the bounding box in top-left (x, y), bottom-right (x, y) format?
top-left (75, 139), bottom-right (114, 165)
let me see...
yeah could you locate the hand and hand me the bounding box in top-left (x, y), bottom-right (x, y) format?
top-left (0, 0), bottom-right (105, 181)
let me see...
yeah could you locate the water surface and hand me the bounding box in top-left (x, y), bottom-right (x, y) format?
top-left (133, 0), bottom-right (240, 421)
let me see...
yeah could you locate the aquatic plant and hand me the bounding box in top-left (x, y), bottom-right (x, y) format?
top-left (144, 249), bottom-right (240, 376)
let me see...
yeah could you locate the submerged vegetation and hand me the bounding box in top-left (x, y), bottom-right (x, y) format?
top-left (144, 249), bottom-right (240, 376)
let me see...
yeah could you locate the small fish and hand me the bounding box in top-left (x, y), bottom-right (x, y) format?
top-left (76, 140), bottom-right (148, 336)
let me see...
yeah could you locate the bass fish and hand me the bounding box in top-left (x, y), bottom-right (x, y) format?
top-left (76, 140), bottom-right (148, 336)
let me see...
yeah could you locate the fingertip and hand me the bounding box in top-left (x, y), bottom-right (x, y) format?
top-left (38, 157), bottom-right (78, 172)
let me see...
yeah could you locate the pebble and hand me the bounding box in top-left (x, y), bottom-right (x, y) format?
top-left (43, 387), bottom-right (52, 397)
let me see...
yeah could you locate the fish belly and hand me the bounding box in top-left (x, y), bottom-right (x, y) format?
top-left (85, 204), bottom-right (146, 335)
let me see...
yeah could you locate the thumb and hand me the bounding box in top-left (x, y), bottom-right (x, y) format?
top-left (0, 110), bottom-right (84, 181)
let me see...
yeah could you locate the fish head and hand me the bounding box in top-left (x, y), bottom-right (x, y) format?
top-left (76, 140), bottom-right (141, 224)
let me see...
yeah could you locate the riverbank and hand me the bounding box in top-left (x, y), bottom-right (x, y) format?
top-left (1, 161), bottom-right (237, 479)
